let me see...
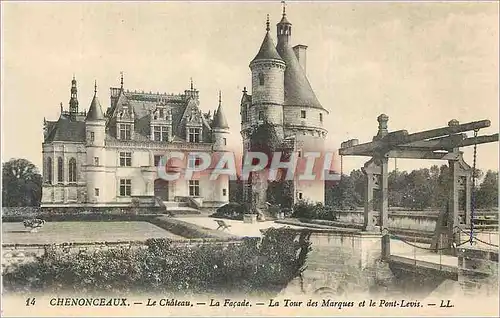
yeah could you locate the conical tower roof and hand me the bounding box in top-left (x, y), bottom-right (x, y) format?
top-left (276, 22), bottom-right (324, 110)
top-left (86, 81), bottom-right (105, 121)
top-left (212, 91), bottom-right (229, 129)
top-left (251, 16), bottom-right (284, 64)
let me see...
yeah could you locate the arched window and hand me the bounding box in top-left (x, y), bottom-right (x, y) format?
top-left (258, 73), bottom-right (265, 86)
top-left (68, 158), bottom-right (77, 182)
top-left (57, 157), bottom-right (64, 183)
top-left (46, 157), bottom-right (53, 184)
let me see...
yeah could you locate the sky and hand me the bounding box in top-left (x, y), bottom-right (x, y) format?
top-left (1, 1), bottom-right (499, 175)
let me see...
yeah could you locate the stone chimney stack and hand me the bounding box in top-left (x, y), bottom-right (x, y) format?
top-left (293, 44), bottom-right (308, 73)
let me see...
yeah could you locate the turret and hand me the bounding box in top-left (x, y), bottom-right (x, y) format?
top-left (276, 2), bottom-right (292, 48)
top-left (212, 91), bottom-right (229, 151)
top-left (85, 81), bottom-right (106, 203)
top-left (69, 75), bottom-right (79, 117)
top-left (249, 15), bottom-right (286, 135)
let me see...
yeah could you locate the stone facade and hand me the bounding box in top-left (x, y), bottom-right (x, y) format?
top-left (280, 229), bottom-right (386, 297)
top-left (41, 77), bottom-right (230, 209)
top-left (457, 247), bottom-right (498, 297)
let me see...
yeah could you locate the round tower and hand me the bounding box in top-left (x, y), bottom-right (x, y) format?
top-left (249, 15), bottom-right (286, 133)
top-left (212, 91), bottom-right (230, 151)
top-left (85, 81), bottom-right (106, 204)
top-left (211, 91), bottom-right (230, 205)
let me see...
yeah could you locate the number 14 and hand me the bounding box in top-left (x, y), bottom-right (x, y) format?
top-left (25, 298), bottom-right (36, 306)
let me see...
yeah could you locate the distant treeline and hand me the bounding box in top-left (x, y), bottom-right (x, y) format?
top-left (229, 165), bottom-right (498, 211)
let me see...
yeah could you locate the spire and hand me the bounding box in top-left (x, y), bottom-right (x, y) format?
top-left (86, 81), bottom-right (104, 121)
top-left (213, 91), bottom-right (229, 129)
top-left (275, 5), bottom-right (325, 111)
top-left (120, 72), bottom-right (124, 89)
top-left (250, 15), bottom-right (283, 63)
top-left (277, 0), bottom-right (292, 47)
top-left (69, 76), bottom-right (79, 114)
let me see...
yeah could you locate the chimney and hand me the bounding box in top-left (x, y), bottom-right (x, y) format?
top-left (293, 44), bottom-right (308, 73)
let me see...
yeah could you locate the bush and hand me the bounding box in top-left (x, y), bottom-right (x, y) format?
top-left (291, 201), bottom-right (337, 221)
top-left (150, 216), bottom-right (236, 239)
top-left (3, 228), bottom-right (312, 295)
top-left (210, 202), bottom-right (250, 220)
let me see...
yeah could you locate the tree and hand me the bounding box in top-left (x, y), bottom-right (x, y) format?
top-left (325, 169), bottom-right (364, 210)
top-left (2, 158), bottom-right (42, 207)
top-left (475, 170), bottom-right (498, 209)
top-left (229, 179), bottom-right (243, 202)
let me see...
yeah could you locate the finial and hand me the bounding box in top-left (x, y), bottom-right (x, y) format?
top-left (190, 77), bottom-right (194, 90)
top-left (120, 72), bottom-right (124, 89)
top-left (60, 102), bottom-right (63, 113)
top-left (282, 0), bottom-right (286, 16)
top-left (218, 90), bottom-right (222, 107)
top-left (266, 14), bottom-right (270, 31)
top-left (94, 80), bottom-right (97, 95)
top-left (243, 86), bottom-right (247, 94)
top-left (72, 73), bottom-right (76, 81)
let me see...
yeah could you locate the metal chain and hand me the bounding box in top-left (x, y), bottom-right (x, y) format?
top-left (470, 129), bottom-right (479, 245)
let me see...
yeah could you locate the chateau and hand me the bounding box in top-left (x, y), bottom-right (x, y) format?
top-left (240, 8), bottom-right (329, 208)
top-left (41, 76), bottom-right (230, 211)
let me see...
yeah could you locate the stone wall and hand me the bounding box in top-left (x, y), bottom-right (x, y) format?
top-left (457, 247), bottom-right (498, 297)
top-left (282, 229), bottom-right (391, 297)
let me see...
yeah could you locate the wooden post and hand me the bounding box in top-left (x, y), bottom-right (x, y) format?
top-left (448, 159), bottom-right (460, 253)
top-left (380, 157), bottom-right (390, 260)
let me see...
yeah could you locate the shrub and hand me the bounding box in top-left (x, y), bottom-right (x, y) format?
top-left (150, 216), bottom-right (236, 239)
top-left (210, 202), bottom-right (250, 220)
top-left (3, 228), bottom-right (312, 295)
top-left (291, 201), bottom-right (336, 221)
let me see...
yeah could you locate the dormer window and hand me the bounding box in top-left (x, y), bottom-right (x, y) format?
top-left (301, 110), bottom-right (306, 119)
top-left (119, 124), bottom-right (131, 140)
top-left (188, 128), bottom-right (201, 143)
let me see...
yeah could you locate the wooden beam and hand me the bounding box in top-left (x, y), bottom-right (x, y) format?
top-left (457, 133), bottom-right (499, 147)
top-left (397, 134), bottom-right (467, 151)
top-left (385, 150), bottom-right (461, 160)
top-left (339, 120), bottom-right (491, 156)
top-left (339, 130), bottom-right (408, 156)
top-left (402, 120), bottom-right (491, 144)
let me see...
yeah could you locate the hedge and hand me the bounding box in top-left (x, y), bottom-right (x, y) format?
top-left (3, 228), bottom-right (312, 295)
top-left (149, 216), bottom-right (238, 239)
top-left (292, 201), bottom-right (337, 221)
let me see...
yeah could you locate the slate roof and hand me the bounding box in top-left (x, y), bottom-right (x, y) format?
top-left (44, 115), bottom-right (86, 143)
top-left (213, 104), bottom-right (229, 129)
top-left (44, 87), bottom-right (216, 144)
top-left (276, 27), bottom-right (325, 110)
top-left (251, 31), bottom-right (284, 63)
top-left (86, 95), bottom-right (105, 121)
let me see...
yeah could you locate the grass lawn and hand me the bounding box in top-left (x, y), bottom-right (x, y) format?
top-left (2, 221), bottom-right (183, 245)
